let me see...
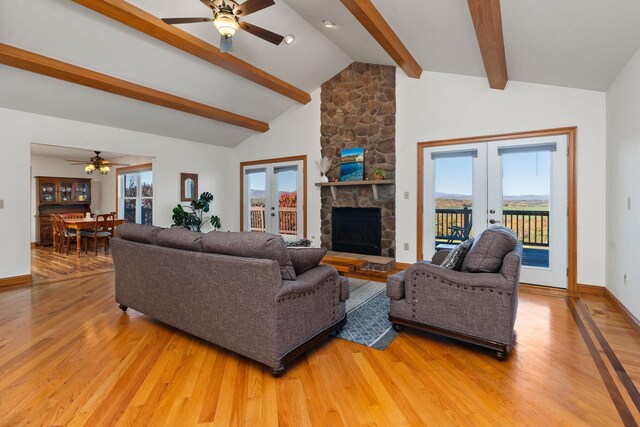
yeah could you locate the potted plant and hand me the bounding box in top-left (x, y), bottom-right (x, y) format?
top-left (371, 167), bottom-right (388, 181)
top-left (171, 191), bottom-right (221, 232)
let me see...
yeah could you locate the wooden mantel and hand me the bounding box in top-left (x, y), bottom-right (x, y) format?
top-left (315, 180), bottom-right (394, 200)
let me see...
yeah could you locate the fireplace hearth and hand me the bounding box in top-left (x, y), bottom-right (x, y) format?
top-left (332, 207), bottom-right (382, 256)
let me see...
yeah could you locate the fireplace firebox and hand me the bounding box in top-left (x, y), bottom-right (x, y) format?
top-left (331, 207), bottom-right (382, 256)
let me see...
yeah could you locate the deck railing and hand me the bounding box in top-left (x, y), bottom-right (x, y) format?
top-left (435, 207), bottom-right (549, 247)
top-left (250, 206), bottom-right (297, 235)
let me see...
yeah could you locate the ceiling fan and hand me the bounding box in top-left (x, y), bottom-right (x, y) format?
top-left (65, 151), bottom-right (129, 175)
top-left (161, 0), bottom-right (284, 53)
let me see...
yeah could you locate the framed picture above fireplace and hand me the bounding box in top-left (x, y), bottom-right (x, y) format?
top-left (340, 147), bottom-right (364, 181)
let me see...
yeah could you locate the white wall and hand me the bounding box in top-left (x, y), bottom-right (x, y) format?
top-left (232, 71), bottom-right (607, 287)
top-left (30, 155), bottom-right (103, 242)
top-left (606, 46), bottom-right (640, 319)
top-left (395, 71), bottom-right (607, 287)
top-left (232, 89), bottom-right (322, 243)
top-left (0, 107), bottom-right (235, 279)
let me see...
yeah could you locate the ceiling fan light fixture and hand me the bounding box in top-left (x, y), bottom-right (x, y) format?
top-left (99, 165), bottom-right (110, 175)
top-left (283, 34), bottom-right (295, 45)
top-left (85, 164), bottom-right (95, 174)
top-left (214, 12), bottom-right (239, 38)
top-left (322, 20), bottom-right (336, 28)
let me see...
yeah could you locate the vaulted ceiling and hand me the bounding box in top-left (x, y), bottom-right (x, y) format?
top-left (1, 0), bottom-right (640, 148)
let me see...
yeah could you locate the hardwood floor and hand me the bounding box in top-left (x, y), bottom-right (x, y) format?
top-left (31, 246), bottom-right (113, 284)
top-left (1, 255), bottom-right (639, 425)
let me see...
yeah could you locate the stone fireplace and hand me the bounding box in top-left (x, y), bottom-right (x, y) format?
top-left (320, 63), bottom-right (396, 258)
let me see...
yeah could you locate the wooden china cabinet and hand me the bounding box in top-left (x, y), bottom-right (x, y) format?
top-left (35, 176), bottom-right (92, 246)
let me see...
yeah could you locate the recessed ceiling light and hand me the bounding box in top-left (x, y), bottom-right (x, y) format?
top-left (322, 20), bottom-right (336, 28)
top-left (283, 34), bottom-right (295, 45)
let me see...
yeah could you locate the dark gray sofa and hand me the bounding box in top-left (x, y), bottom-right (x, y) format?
top-left (111, 224), bottom-right (349, 376)
top-left (387, 227), bottom-right (523, 359)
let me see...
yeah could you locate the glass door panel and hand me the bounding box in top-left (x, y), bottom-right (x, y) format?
top-left (422, 144), bottom-right (486, 259)
top-left (487, 137), bottom-right (567, 288)
top-left (275, 166), bottom-right (298, 237)
top-left (247, 169), bottom-right (267, 232)
top-left (434, 155), bottom-right (474, 248)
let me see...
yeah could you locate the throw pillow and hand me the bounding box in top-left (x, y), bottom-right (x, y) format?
top-left (461, 226), bottom-right (518, 273)
top-left (440, 238), bottom-right (474, 270)
top-left (288, 247), bottom-right (327, 275)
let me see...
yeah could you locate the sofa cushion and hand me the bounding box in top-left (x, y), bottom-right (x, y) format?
top-left (287, 247), bottom-right (327, 275)
top-left (201, 231), bottom-right (296, 280)
top-left (440, 238), bottom-right (474, 271)
top-left (157, 227), bottom-right (204, 252)
top-left (461, 226), bottom-right (518, 273)
top-left (115, 223), bottom-right (162, 245)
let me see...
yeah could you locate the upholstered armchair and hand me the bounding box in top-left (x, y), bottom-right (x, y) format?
top-left (387, 228), bottom-right (523, 359)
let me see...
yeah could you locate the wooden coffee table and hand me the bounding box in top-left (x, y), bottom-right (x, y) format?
top-left (321, 256), bottom-right (368, 275)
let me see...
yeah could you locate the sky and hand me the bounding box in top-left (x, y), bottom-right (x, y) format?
top-left (248, 169), bottom-right (297, 193)
top-left (435, 151), bottom-right (551, 197)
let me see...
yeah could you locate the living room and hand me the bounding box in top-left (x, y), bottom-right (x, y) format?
top-left (1, 0), bottom-right (639, 425)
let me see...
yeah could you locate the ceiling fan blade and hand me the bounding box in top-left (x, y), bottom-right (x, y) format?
top-left (200, 0), bottom-right (216, 9)
top-left (162, 17), bottom-right (213, 25)
top-left (239, 21), bottom-right (284, 45)
top-left (236, 0), bottom-right (275, 16)
top-left (105, 162), bottom-right (130, 166)
top-left (65, 159), bottom-right (90, 163)
top-left (69, 163), bottom-right (88, 166)
top-left (220, 35), bottom-right (233, 53)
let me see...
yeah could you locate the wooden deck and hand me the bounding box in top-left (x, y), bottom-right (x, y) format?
top-left (522, 247), bottom-right (549, 268)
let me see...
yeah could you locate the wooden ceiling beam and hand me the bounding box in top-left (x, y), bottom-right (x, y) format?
top-left (340, 0), bottom-right (422, 78)
top-left (72, 0), bottom-right (311, 104)
top-left (467, 0), bottom-right (508, 89)
top-left (0, 43), bottom-right (269, 132)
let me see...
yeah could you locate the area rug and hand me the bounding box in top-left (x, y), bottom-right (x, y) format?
top-left (336, 279), bottom-right (398, 350)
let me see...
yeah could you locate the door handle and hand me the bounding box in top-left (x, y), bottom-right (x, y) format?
top-left (489, 219), bottom-right (501, 224)
top-left (271, 213), bottom-right (276, 217)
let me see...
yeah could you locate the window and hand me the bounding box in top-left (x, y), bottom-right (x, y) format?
top-left (117, 166), bottom-right (153, 225)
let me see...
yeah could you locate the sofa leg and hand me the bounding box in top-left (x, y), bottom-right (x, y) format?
top-left (335, 317), bottom-right (347, 334)
top-left (392, 323), bottom-right (405, 333)
top-left (118, 304), bottom-right (128, 312)
top-left (271, 366), bottom-right (285, 377)
top-left (495, 350), bottom-right (507, 361)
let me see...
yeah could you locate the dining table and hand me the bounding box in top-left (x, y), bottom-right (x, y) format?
top-left (63, 217), bottom-right (127, 257)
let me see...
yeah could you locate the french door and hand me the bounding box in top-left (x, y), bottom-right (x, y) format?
top-left (422, 135), bottom-right (568, 288)
top-left (242, 160), bottom-right (304, 241)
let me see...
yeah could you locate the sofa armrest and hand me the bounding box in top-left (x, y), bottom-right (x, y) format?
top-left (277, 264), bottom-right (339, 299)
top-left (339, 276), bottom-right (350, 301)
top-left (407, 262), bottom-right (517, 293)
top-left (387, 269), bottom-right (407, 300)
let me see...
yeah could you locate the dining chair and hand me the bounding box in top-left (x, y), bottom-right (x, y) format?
top-left (86, 213), bottom-right (115, 255)
top-left (54, 215), bottom-right (80, 255)
top-left (50, 214), bottom-right (61, 253)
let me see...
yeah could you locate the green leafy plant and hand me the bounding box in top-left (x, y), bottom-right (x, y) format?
top-left (370, 167), bottom-right (388, 180)
top-left (172, 191), bottom-right (221, 232)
